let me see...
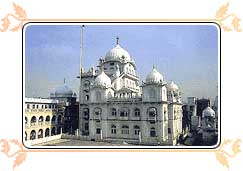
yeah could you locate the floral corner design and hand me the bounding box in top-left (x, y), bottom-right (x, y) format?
top-left (0, 3), bottom-right (27, 32)
top-left (0, 139), bottom-right (27, 170)
top-left (215, 139), bottom-right (242, 170)
top-left (215, 2), bottom-right (242, 32)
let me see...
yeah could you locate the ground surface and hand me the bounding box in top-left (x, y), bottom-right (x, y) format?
top-left (37, 139), bottom-right (134, 146)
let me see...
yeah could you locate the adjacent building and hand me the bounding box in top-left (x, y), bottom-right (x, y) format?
top-left (25, 83), bottom-right (79, 142)
top-left (50, 82), bottom-right (79, 134)
top-left (25, 98), bottom-right (62, 141)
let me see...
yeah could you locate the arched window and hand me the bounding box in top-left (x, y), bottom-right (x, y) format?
top-left (25, 117), bottom-right (28, 125)
top-left (85, 95), bottom-right (89, 101)
top-left (120, 108), bottom-right (129, 117)
top-left (150, 127), bottom-right (156, 137)
top-left (94, 107), bottom-right (102, 116)
top-left (84, 80), bottom-right (90, 88)
top-left (108, 92), bottom-right (112, 98)
top-left (121, 125), bottom-right (129, 134)
top-left (83, 108), bottom-right (89, 119)
top-left (45, 115), bottom-right (50, 124)
top-left (57, 115), bottom-right (62, 124)
top-left (51, 115), bottom-right (56, 124)
top-left (30, 116), bottom-right (37, 126)
top-left (45, 128), bottom-right (50, 137)
top-left (25, 132), bottom-right (27, 141)
top-left (111, 125), bottom-right (116, 134)
top-left (111, 108), bottom-right (117, 116)
top-left (38, 116), bottom-right (44, 125)
top-left (149, 88), bottom-right (156, 99)
top-left (134, 125), bottom-right (140, 135)
top-left (95, 91), bottom-right (101, 101)
top-left (51, 127), bottom-right (56, 136)
top-left (164, 107), bottom-right (167, 121)
top-left (38, 129), bottom-right (43, 139)
top-left (168, 128), bottom-right (171, 134)
top-left (30, 130), bottom-right (36, 140)
top-left (134, 108), bottom-right (140, 117)
top-left (148, 107), bottom-right (157, 119)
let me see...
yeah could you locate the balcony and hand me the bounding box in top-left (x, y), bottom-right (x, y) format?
top-left (83, 115), bottom-right (89, 120)
top-left (38, 122), bottom-right (44, 126)
top-left (119, 116), bottom-right (129, 120)
top-left (93, 115), bottom-right (101, 120)
top-left (148, 117), bottom-right (156, 121)
top-left (51, 121), bottom-right (57, 125)
top-left (108, 115), bottom-right (117, 120)
top-left (132, 116), bottom-right (141, 121)
top-left (107, 97), bottom-right (142, 103)
top-left (30, 122), bottom-right (37, 126)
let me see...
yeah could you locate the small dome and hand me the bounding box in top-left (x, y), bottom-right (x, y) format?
top-left (94, 70), bottom-right (111, 87)
top-left (105, 44), bottom-right (131, 62)
top-left (146, 66), bottom-right (163, 83)
top-left (202, 107), bottom-right (215, 118)
top-left (169, 81), bottom-right (179, 91)
top-left (54, 85), bottom-right (73, 97)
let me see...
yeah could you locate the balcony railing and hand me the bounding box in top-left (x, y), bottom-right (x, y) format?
top-left (38, 122), bottom-right (44, 125)
top-left (30, 122), bottom-right (37, 126)
top-left (108, 97), bottom-right (142, 102)
top-left (119, 116), bottom-right (129, 120)
top-left (25, 108), bottom-right (57, 113)
top-left (148, 117), bottom-right (156, 121)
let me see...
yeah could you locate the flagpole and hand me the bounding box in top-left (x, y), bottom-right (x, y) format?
top-left (78, 25), bottom-right (84, 137)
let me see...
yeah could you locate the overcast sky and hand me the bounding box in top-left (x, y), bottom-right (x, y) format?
top-left (25, 24), bottom-right (218, 103)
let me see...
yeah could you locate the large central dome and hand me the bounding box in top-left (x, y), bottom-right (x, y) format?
top-left (105, 44), bottom-right (131, 62)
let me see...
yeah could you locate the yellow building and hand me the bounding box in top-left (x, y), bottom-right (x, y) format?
top-left (24, 97), bottom-right (64, 141)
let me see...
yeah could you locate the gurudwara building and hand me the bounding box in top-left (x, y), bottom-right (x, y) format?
top-left (79, 38), bottom-right (183, 145)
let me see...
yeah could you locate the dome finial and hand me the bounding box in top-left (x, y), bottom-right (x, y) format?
top-left (100, 65), bottom-right (104, 72)
top-left (153, 64), bottom-right (156, 70)
top-left (116, 36), bottom-right (119, 45)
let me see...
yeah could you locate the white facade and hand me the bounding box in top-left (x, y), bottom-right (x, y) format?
top-left (79, 39), bottom-right (183, 145)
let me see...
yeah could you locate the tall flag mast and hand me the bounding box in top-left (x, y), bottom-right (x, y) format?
top-left (78, 25), bottom-right (84, 136)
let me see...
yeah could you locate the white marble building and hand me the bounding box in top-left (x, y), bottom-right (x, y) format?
top-left (79, 38), bottom-right (183, 145)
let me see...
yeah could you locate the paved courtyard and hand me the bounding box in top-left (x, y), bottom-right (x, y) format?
top-left (38, 139), bottom-right (134, 146)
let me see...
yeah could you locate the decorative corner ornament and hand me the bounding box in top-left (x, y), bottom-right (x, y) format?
top-left (215, 139), bottom-right (242, 170)
top-left (215, 1), bottom-right (242, 32)
top-left (0, 3), bottom-right (27, 32)
top-left (0, 139), bottom-right (27, 170)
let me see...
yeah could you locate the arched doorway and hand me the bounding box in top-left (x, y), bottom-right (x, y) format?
top-left (45, 128), bottom-right (50, 137)
top-left (38, 129), bottom-right (43, 139)
top-left (51, 127), bottom-right (56, 136)
top-left (30, 130), bottom-right (36, 140)
top-left (30, 116), bottom-right (37, 126)
top-left (25, 132), bottom-right (27, 141)
top-left (57, 126), bottom-right (62, 134)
